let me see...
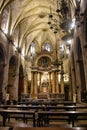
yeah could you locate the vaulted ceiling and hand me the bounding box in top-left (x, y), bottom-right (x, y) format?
top-left (0, 0), bottom-right (77, 77)
top-left (0, 0), bottom-right (76, 56)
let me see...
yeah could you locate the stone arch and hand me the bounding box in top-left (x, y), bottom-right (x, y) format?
top-left (36, 54), bottom-right (52, 66)
top-left (7, 55), bottom-right (17, 100)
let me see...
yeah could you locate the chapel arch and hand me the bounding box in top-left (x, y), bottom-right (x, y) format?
top-left (7, 55), bottom-right (17, 100)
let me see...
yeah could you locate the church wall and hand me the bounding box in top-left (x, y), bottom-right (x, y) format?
top-left (0, 30), bottom-right (27, 101)
top-left (0, 30), bottom-right (9, 100)
top-left (71, 0), bottom-right (87, 102)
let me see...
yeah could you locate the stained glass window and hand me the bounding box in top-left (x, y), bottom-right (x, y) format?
top-left (43, 43), bottom-right (52, 52)
top-left (30, 42), bottom-right (35, 54)
top-left (1, 7), bottom-right (9, 33)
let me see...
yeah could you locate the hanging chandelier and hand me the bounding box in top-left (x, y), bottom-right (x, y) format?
top-left (52, 33), bottom-right (62, 73)
top-left (47, 0), bottom-right (69, 73)
top-left (48, 0), bottom-right (69, 33)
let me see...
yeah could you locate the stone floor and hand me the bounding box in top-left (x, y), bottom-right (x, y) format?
top-left (0, 117), bottom-right (33, 127)
top-left (0, 116), bottom-right (87, 128)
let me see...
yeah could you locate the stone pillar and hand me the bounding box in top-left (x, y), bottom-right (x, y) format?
top-left (37, 72), bottom-right (40, 93)
top-left (52, 71), bottom-right (55, 93)
top-left (49, 72), bottom-right (51, 93)
top-left (72, 68), bottom-right (77, 102)
top-left (56, 72), bottom-right (59, 93)
top-left (24, 77), bottom-right (28, 93)
top-left (61, 78), bottom-right (64, 94)
top-left (34, 71), bottom-right (38, 95)
top-left (54, 71), bottom-right (57, 93)
top-left (39, 72), bottom-right (42, 92)
top-left (31, 72), bottom-right (34, 95)
top-left (23, 71), bottom-right (28, 94)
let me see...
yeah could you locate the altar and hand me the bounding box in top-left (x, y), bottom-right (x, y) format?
top-left (37, 92), bottom-right (49, 99)
top-left (42, 80), bottom-right (49, 93)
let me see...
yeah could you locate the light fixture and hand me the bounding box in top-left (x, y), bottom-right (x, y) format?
top-left (74, 0), bottom-right (85, 27)
top-left (47, 0), bottom-right (70, 73)
top-left (56, 0), bottom-right (68, 19)
top-left (47, 0), bottom-right (71, 75)
top-left (52, 33), bottom-right (62, 73)
top-left (48, 0), bottom-right (69, 34)
top-left (60, 19), bottom-right (75, 31)
top-left (61, 33), bottom-right (73, 42)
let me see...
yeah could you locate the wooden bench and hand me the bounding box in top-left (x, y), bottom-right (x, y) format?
top-left (37, 111), bottom-right (69, 127)
top-left (17, 101), bottom-right (76, 106)
top-left (0, 105), bottom-right (46, 125)
top-left (0, 105), bottom-right (45, 111)
top-left (13, 127), bottom-right (87, 130)
top-left (46, 105), bottom-right (87, 111)
top-left (0, 109), bottom-right (36, 127)
top-left (37, 110), bottom-right (87, 127)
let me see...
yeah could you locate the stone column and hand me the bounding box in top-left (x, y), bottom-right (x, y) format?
top-left (56, 72), bottom-right (59, 93)
top-left (54, 71), bottom-right (57, 93)
top-left (52, 71), bottom-right (55, 93)
top-left (49, 72), bottom-right (51, 93)
top-left (39, 72), bottom-right (42, 93)
top-left (34, 71), bottom-right (38, 95)
top-left (31, 72), bottom-right (34, 95)
top-left (37, 72), bottom-right (40, 93)
top-left (60, 77), bottom-right (64, 94)
top-left (24, 77), bottom-right (28, 93)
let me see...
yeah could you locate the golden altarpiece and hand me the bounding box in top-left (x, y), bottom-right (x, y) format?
top-left (30, 50), bottom-right (65, 100)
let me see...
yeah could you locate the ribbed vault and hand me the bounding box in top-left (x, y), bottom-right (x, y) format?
top-left (0, 0), bottom-right (77, 74)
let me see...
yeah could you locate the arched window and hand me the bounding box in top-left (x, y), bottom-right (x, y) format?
top-left (30, 42), bottom-right (35, 54)
top-left (1, 7), bottom-right (9, 34)
top-left (42, 43), bottom-right (52, 52)
top-left (29, 42), bottom-right (36, 61)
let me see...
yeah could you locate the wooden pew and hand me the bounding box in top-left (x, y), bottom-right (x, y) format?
top-left (0, 104), bottom-right (45, 111)
top-left (13, 127), bottom-right (87, 130)
top-left (18, 100), bottom-right (76, 106)
top-left (46, 105), bottom-right (87, 111)
top-left (0, 105), bottom-right (46, 124)
top-left (1, 104), bottom-right (87, 112)
top-left (37, 110), bottom-right (87, 127)
top-left (0, 109), bottom-right (36, 127)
